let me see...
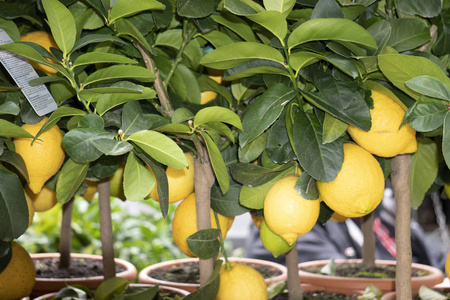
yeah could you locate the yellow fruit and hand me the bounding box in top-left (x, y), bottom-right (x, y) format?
top-left (251, 214), bottom-right (264, 230)
top-left (14, 117), bottom-right (65, 194)
top-left (0, 241), bottom-right (36, 299)
top-left (110, 162), bottom-right (125, 201)
top-left (445, 252), bottom-right (450, 278)
top-left (147, 152), bottom-right (195, 203)
top-left (24, 192), bottom-right (35, 227)
top-left (200, 91), bottom-right (218, 104)
top-left (260, 219), bottom-right (295, 258)
top-left (347, 90), bottom-right (417, 157)
top-left (172, 193), bottom-right (234, 257)
top-left (317, 143), bottom-right (385, 218)
top-left (26, 185), bottom-right (58, 212)
top-left (329, 211), bottom-right (348, 222)
top-left (200, 69), bottom-right (223, 105)
top-left (20, 31), bottom-right (59, 76)
top-left (81, 180), bottom-right (98, 202)
top-left (264, 175), bottom-right (320, 245)
top-left (216, 262), bottom-right (267, 300)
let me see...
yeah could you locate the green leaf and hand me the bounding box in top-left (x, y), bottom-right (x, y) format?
top-left (83, 65), bottom-right (156, 87)
top-left (366, 20), bottom-right (391, 56)
top-left (62, 128), bottom-right (115, 163)
top-left (406, 96), bottom-right (447, 133)
top-left (288, 18), bottom-right (377, 51)
top-left (387, 19), bottom-right (430, 52)
top-left (42, 0), bottom-right (76, 55)
top-left (263, 0), bottom-right (296, 18)
top-left (96, 88), bottom-right (157, 116)
top-left (172, 108), bottom-right (194, 124)
top-left (182, 260), bottom-right (222, 300)
top-left (177, 0), bottom-right (220, 18)
top-left (187, 229), bottom-right (221, 259)
top-left (223, 59), bottom-right (289, 81)
top-left (310, 0), bottom-right (345, 19)
top-left (292, 109), bottom-right (344, 182)
top-left (127, 130), bottom-right (188, 169)
top-left (201, 42), bottom-right (285, 69)
top-left (410, 137), bottom-right (439, 209)
top-left (211, 13), bottom-right (257, 42)
top-left (71, 34), bottom-right (126, 52)
top-left (56, 158), bottom-right (89, 204)
top-left (294, 172), bottom-right (319, 200)
top-left (266, 117), bottom-right (296, 164)
top-left (238, 131), bottom-right (268, 163)
top-left (73, 52), bottom-right (138, 67)
top-left (95, 277), bottom-right (128, 300)
top-left (44, 107), bottom-right (87, 133)
top-left (194, 107), bottom-right (243, 130)
top-left (115, 18), bottom-right (153, 54)
top-left (175, 64), bottom-right (201, 103)
top-left (405, 75), bottom-right (450, 101)
top-left (0, 151), bottom-right (29, 182)
top-left (201, 132), bottom-right (229, 194)
top-left (0, 2), bottom-right (42, 26)
top-left (246, 11), bottom-right (288, 42)
top-left (200, 30), bottom-right (235, 49)
top-left (224, 0), bottom-right (263, 15)
top-left (0, 168), bottom-right (28, 241)
top-left (322, 113), bottom-right (348, 144)
top-left (93, 139), bottom-right (133, 156)
top-left (240, 83), bottom-right (295, 148)
top-left (122, 101), bottom-right (152, 136)
top-left (0, 119), bottom-right (34, 138)
top-left (378, 53), bottom-right (450, 100)
top-left (396, 0), bottom-right (442, 18)
top-left (109, 0), bottom-right (165, 22)
top-left (211, 185), bottom-right (250, 216)
top-left (231, 162), bottom-right (294, 187)
top-left (123, 152), bottom-right (154, 202)
top-left (417, 285), bottom-right (447, 300)
top-left (0, 241), bottom-right (12, 273)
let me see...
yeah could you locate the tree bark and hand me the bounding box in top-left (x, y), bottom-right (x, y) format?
top-left (98, 178), bottom-right (116, 280)
top-left (194, 152), bottom-right (216, 286)
top-left (59, 197), bottom-right (74, 269)
top-left (391, 154), bottom-right (412, 300)
top-left (361, 211), bottom-right (375, 268)
top-left (286, 247), bottom-right (302, 300)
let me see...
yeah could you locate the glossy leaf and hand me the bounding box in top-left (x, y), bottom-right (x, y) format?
top-left (96, 88), bottom-right (157, 116)
top-left (187, 229), bottom-right (220, 259)
top-left (123, 152), bottom-right (154, 202)
top-left (178, 0), bottom-right (220, 18)
top-left (95, 277), bottom-right (128, 300)
top-left (405, 75), bottom-right (450, 101)
top-left (240, 83), bottom-right (295, 148)
top-left (127, 130), bottom-right (188, 169)
top-left (231, 162), bottom-right (295, 187)
top-left (56, 158), bottom-right (89, 204)
top-left (71, 34), bottom-right (126, 52)
top-left (387, 19), bottom-right (430, 52)
top-left (310, 0), bottom-right (344, 19)
top-left (42, 0), bottom-right (76, 55)
top-left (238, 131), bottom-right (268, 163)
top-left (183, 260), bottom-right (221, 300)
top-left (295, 172), bottom-right (319, 200)
top-left (0, 119), bottom-right (34, 138)
top-left (266, 117), bottom-right (296, 164)
top-left (223, 59), bottom-right (289, 81)
top-left (0, 151), bottom-right (29, 182)
top-left (201, 132), bottom-right (229, 194)
top-left (288, 18), bottom-right (377, 51)
top-left (194, 107), bottom-right (242, 130)
top-left (410, 137), bottom-right (439, 209)
top-left (43, 107), bottom-right (87, 134)
top-left (366, 20), bottom-right (391, 56)
top-left (322, 113), bottom-right (348, 144)
top-left (73, 52), bottom-right (138, 67)
top-left (406, 96), bottom-right (447, 133)
top-left (263, 0), bottom-right (295, 18)
top-left (224, 0), bottom-right (263, 15)
top-left (122, 101), bottom-right (152, 136)
top-left (396, 0), bottom-right (442, 18)
top-left (211, 185), bottom-right (250, 217)
top-left (115, 18), bottom-right (153, 54)
top-left (201, 30), bottom-right (235, 49)
top-left (246, 11), bottom-right (288, 42)
top-left (62, 128), bottom-right (115, 163)
top-left (0, 241), bottom-right (12, 273)
top-left (93, 139), bottom-right (133, 156)
top-left (83, 65), bottom-right (156, 87)
top-left (211, 13), bottom-right (257, 42)
top-left (0, 2), bottom-right (42, 26)
top-left (292, 109), bottom-right (343, 182)
top-left (109, 0), bottom-right (165, 22)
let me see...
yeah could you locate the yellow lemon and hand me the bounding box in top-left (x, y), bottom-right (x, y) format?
top-left (81, 180), bottom-right (98, 202)
top-left (200, 69), bottom-right (223, 105)
top-left (264, 175), bottom-right (320, 245)
top-left (24, 192), bottom-right (35, 227)
top-left (216, 262), bottom-right (267, 300)
top-left (147, 152), bottom-right (195, 203)
top-left (172, 193), bottom-right (234, 257)
top-left (20, 31), bottom-right (59, 76)
top-left (445, 251), bottom-right (450, 278)
top-left (260, 219), bottom-right (295, 258)
top-left (0, 241), bottom-right (36, 300)
top-left (14, 117), bottom-right (65, 194)
top-left (110, 161), bottom-right (126, 201)
top-left (26, 185), bottom-right (58, 212)
top-left (347, 90), bottom-right (417, 157)
top-left (317, 143), bottom-right (385, 218)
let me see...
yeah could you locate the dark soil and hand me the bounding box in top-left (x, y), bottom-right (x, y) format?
top-left (271, 291), bottom-right (360, 299)
top-left (148, 261), bottom-right (282, 284)
top-left (34, 257), bottom-right (126, 278)
top-left (300, 262), bottom-right (429, 278)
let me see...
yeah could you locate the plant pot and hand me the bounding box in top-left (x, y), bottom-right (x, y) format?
top-left (298, 259), bottom-right (444, 295)
top-left (270, 283), bottom-right (364, 299)
top-left (380, 286), bottom-right (450, 300)
top-left (31, 253), bottom-right (137, 298)
top-left (31, 283), bottom-right (190, 300)
top-left (138, 257), bottom-right (288, 293)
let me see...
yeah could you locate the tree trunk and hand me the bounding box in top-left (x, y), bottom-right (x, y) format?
top-left (286, 247), bottom-right (302, 300)
top-left (194, 152), bottom-right (216, 286)
top-left (391, 154), bottom-right (412, 300)
top-left (98, 178), bottom-right (116, 280)
top-left (59, 197), bottom-right (74, 269)
top-left (361, 211), bottom-right (375, 268)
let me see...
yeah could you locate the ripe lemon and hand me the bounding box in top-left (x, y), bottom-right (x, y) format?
top-left (200, 69), bottom-right (223, 105)
top-left (110, 161), bottom-right (126, 201)
top-left (445, 251), bottom-right (450, 278)
top-left (147, 152), bottom-right (195, 203)
top-left (264, 175), bottom-right (320, 245)
top-left (81, 180), bottom-right (98, 202)
top-left (260, 219), bottom-right (295, 258)
top-left (0, 241), bottom-right (36, 300)
top-left (347, 90), bottom-right (417, 157)
top-left (26, 185), bottom-right (58, 212)
top-left (24, 192), bottom-right (35, 227)
top-left (251, 214), bottom-right (264, 230)
top-left (14, 117), bottom-right (65, 194)
top-left (215, 262), bottom-right (267, 300)
top-left (20, 31), bottom-right (59, 76)
top-left (172, 193), bottom-right (234, 257)
top-left (317, 143), bottom-right (385, 218)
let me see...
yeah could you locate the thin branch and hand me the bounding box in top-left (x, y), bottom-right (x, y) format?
top-left (59, 197), bottom-right (74, 269)
top-left (98, 178), bottom-right (116, 280)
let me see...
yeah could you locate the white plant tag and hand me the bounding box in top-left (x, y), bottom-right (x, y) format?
top-left (0, 29), bottom-right (57, 116)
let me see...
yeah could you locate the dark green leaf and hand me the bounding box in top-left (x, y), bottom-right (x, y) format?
top-left (95, 277), bottom-right (128, 300)
top-left (71, 34), bottom-right (126, 52)
top-left (366, 20), bottom-right (391, 56)
top-left (0, 241), bottom-right (12, 273)
top-left (177, 0), bottom-right (220, 18)
top-left (310, 0), bottom-right (344, 19)
top-left (405, 75), bottom-right (450, 101)
top-left (406, 96), bottom-right (447, 132)
top-left (387, 19), bottom-right (430, 52)
top-left (432, 11), bottom-right (450, 57)
top-left (93, 139), bottom-right (133, 156)
top-left (0, 151), bottom-right (29, 182)
top-left (396, 0), bottom-right (442, 18)
top-left (123, 152), bottom-right (154, 202)
top-left (238, 131), bottom-right (268, 163)
top-left (183, 260), bottom-right (221, 300)
top-left (83, 65), bottom-right (156, 87)
top-left (56, 158), bottom-right (89, 204)
top-left (224, 0), bottom-right (263, 15)
top-left (44, 106), bottom-right (87, 133)
top-left (266, 117), bottom-right (296, 164)
top-left (73, 52), bottom-right (138, 67)
top-left (201, 132), bottom-right (229, 194)
top-left (115, 18), bottom-right (153, 54)
top-left (211, 13), bottom-right (257, 42)
top-left (322, 113), bottom-right (348, 144)
top-left (230, 162), bottom-right (295, 187)
top-left (223, 59), bottom-right (289, 81)
top-left (0, 2), bottom-right (42, 26)
top-left (246, 11), bottom-right (288, 42)
top-left (109, 0), bottom-right (165, 22)
top-left (318, 201), bottom-right (334, 224)
top-left (294, 172), bottom-right (319, 200)
top-left (211, 185), bottom-right (250, 217)
top-left (62, 128), bottom-right (115, 163)
top-left (122, 101), bottom-right (152, 136)
top-left (187, 229), bottom-right (221, 259)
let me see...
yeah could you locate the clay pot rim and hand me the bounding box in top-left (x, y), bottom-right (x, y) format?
top-left (298, 259), bottom-right (444, 284)
top-left (31, 252), bottom-right (137, 283)
top-left (138, 257), bottom-right (288, 288)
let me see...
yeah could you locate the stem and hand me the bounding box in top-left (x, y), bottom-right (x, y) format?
top-left (214, 211), bottom-right (231, 270)
top-left (385, 0), bottom-right (394, 20)
top-left (59, 197), bottom-right (74, 269)
top-left (361, 211), bottom-right (375, 268)
top-left (391, 154), bottom-right (412, 300)
top-left (286, 247), bottom-right (302, 300)
top-left (98, 178), bottom-right (116, 280)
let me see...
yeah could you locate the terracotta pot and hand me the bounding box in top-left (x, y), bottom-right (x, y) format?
top-left (31, 253), bottom-right (137, 298)
top-left (380, 286), bottom-right (450, 300)
top-left (32, 283), bottom-right (190, 300)
top-left (138, 257), bottom-right (288, 293)
top-left (298, 259), bottom-right (444, 295)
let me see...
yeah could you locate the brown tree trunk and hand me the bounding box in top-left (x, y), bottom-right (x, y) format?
top-left (194, 152), bottom-right (216, 286)
top-left (98, 178), bottom-right (116, 280)
top-left (361, 211), bottom-right (375, 268)
top-left (59, 197), bottom-right (74, 269)
top-left (391, 154), bottom-right (412, 300)
top-left (286, 247), bottom-right (302, 300)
